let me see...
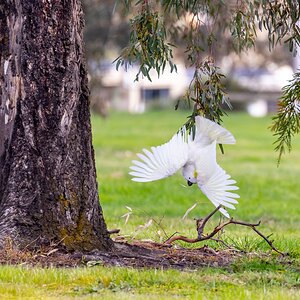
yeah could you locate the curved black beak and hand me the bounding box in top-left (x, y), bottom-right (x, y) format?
top-left (187, 180), bottom-right (193, 186)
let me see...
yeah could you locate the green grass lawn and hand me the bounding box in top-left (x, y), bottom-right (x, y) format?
top-left (95, 111), bottom-right (300, 243)
top-left (0, 110), bottom-right (299, 299)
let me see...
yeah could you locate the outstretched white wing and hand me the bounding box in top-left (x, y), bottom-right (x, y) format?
top-left (130, 130), bottom-right (189, 182)
top-left (195, 142), bottom-right (239, 218)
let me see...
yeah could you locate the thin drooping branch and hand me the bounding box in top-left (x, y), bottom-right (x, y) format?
top-left (164, 206), bottom-right (285, 256)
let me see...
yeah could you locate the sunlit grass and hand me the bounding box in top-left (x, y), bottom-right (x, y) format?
top-left (93, 111), bottom-right (300, 242)
top-left (0, 261), bottom-right (299, 299)
top-left (1, 110), bottom-right (299, 299)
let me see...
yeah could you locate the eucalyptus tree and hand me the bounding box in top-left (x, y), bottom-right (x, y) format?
top-left (0, 0), bottom-right (299, 252)
top-left (116, 0), bottom-right (300, 161)
top-left (0, 0), bottom-right (113, 251)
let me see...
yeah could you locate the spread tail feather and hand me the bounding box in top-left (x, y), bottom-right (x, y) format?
top-left (195, 116), bottom-right (236, 144)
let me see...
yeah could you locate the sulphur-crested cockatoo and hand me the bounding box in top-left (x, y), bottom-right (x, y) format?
top-left (129, 116), bottom-right (239, 218)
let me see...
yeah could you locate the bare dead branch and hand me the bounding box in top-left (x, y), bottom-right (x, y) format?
top-left (164, 206), bottom-right (286, 256)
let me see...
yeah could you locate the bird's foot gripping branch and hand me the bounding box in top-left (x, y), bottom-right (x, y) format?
top-left (164, 205), bottom-right (286, 256)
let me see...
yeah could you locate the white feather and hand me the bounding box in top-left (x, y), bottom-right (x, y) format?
top-left (194, 116), bottom-right (236, 145)
top-left (198, 160), bottom-right (239, 217)
top-left (137, 153), bottom-right (157, 170)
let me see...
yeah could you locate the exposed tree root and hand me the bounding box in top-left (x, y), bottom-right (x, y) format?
top-left (164, 205), bottom-right (286, 256)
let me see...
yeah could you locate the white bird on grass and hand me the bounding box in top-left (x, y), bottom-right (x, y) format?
top-left (129, 116), bottom-right (239, 218)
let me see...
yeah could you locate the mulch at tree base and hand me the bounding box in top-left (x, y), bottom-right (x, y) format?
top-left (0, 240), bottom-right (240, 269)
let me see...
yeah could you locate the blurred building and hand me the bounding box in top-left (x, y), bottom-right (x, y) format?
top-left (227, 64), bottom-right (294, 116)
top-left (94, 62), bottom-right (190, 113)
top-left (91, 57), bottom-right (295, 117)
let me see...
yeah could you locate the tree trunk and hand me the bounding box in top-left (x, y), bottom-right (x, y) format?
top-left (0, 0), bottom-right (113, 251)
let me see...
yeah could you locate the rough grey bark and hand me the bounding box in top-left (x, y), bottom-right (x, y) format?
top-left (0, 0), bottom-right (113, 251)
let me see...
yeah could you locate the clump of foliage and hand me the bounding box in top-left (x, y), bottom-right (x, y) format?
top-left (271, 72), bottom-right (300, 164)
top-left (116, 0), bottom-right (300, 162)
top-left (115, 5), bottom-right (176, 81)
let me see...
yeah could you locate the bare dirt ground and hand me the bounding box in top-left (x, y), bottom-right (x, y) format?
top-left (0, 239), bottom-right (238, 269)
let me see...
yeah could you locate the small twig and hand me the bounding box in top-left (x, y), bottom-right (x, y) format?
top-left (107, 229), bottom-right (121, 235)
top-left (164, 231), bottom-right (180, 243)
top-left (51, 236), bottom-right (67, 247)
top-left (22, 236), bottom-right (67, 252)
top-left (140, 209), bottom-right (169, 239)
top-left (164, 206), bottom-right (285, 256)
top-left (196, 205), bottom-right (223, 238)
top-left (22, 236), bottom-right (43, 251)
top-left (152, 215), bottom-right (169, 239)
top-left (251, 226), bottom-right (285, 256)
top-left (229, 220), bottom-right (261, 227)
top-left (210, 237), bottom-right (239, 251)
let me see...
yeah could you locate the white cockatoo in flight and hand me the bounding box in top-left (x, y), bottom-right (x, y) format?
top-left (129, 116), bottom-right (239, 218)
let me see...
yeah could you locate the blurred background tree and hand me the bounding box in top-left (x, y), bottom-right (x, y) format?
top-left (83, 0), bottom-right (130, 116)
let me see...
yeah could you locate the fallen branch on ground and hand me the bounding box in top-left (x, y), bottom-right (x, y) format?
top-left (164, 205), bottom-right (286, 256)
